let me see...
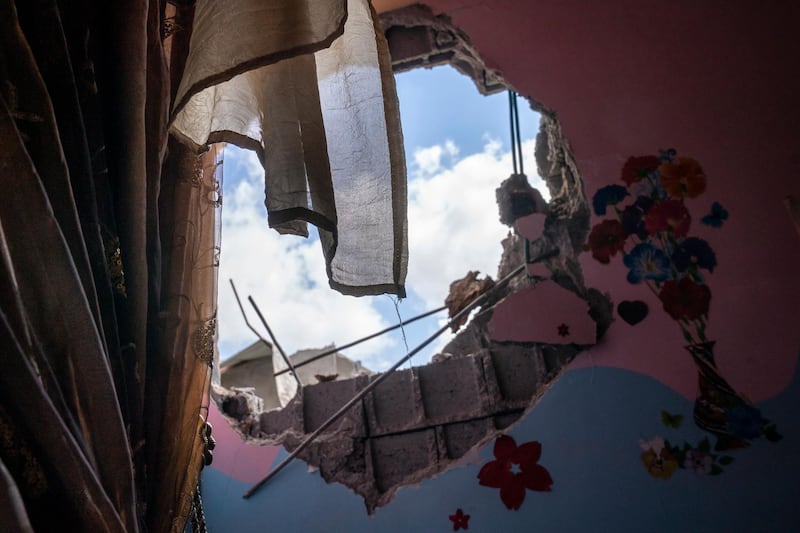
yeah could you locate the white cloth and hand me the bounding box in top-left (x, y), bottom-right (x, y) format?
top-left (171, 0), bottom-right (408, 296)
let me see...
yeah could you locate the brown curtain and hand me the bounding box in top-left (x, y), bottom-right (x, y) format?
top-left (0, 0), bottom-right (405, 530)
top-left (0, 0), bottom-right (219, 530)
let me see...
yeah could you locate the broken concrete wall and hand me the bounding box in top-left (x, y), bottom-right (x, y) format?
top-left (202, 0), bottom-right (800, 530)
top-left (216, 343), bottom-right (557, 512)
top-left (210, 106), bottom-right (613, 513)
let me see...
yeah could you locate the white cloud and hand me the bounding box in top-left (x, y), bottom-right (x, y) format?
top-left (411, 138), bottom-right (460, 178)
top-left (405, 137), bottom-right (544, 308)
top-left (443, 139), bottom-right (459, 158)
top-left (217, 138), bottom-right (547, 370)
top-left (412, 145), bottom-right (444, 176)
top-left (404, 137), bottom-right (545, 353)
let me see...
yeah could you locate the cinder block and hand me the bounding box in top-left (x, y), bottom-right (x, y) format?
top-left (371, 430), bottom-right (438, 493)
top-left (417, 356), bottom-right (484, 423)
top-left (489, 343), bottom-right (546, 405)
top-left (302, 376), bottom-right (368, 435)
top-left (442, 418), bottom-right (495, 459)
top-left (365, 368), bottom-right (424, 436)
top-left (475, 349), bottom-right (501, 412)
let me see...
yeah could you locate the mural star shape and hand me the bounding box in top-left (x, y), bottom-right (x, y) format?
top-left (448, 508), bottom-right (470, 530)
top-left (557, 323), bottom-right (570, 337)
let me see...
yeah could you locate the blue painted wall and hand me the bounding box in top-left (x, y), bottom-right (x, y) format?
top-left (202, 361), bottom-right (799, 531)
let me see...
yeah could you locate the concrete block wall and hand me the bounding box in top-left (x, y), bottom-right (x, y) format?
top-left (213, 340), bottom-right (577, 512)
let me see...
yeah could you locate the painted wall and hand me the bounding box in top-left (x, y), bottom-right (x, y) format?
top-left (203, 1), bottom-right (800, 530)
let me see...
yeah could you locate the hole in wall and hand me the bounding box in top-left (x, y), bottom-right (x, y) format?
top-left (212, 3), bottom-right (612, 513)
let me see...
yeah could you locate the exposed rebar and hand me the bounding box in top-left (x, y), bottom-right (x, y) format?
top-left (243, 264), bottom-right (525, 499)
top-left (248, 295), bottom-right (302, 388)
top-left (229, 279), bottom-right (301, 389)
top-left (274, 305), bottom-right (447, 377)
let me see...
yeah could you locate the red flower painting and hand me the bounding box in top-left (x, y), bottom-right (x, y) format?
top-left (587, 219), bottom-right (627, 264)
top-left (659, 157), bottom-right (706, 199)
top-left (644, 199), bottom-right (691, 238)
top-left (477, 435), bottom-right (552, 510)
top-left (658, 278), bottom-right (711, 321)
top-left (621, 155), bottom-right (660, 186)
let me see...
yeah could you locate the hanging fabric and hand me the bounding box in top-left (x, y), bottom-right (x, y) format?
top-left (0, 0), bottom-right (409, 531)
top-left (171, 0), bottom-right (408, 297)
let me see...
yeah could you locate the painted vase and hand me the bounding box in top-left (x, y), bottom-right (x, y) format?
top-left (685, 341), bottom-right (766, 450)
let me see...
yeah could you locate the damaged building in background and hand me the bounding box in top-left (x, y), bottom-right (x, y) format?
top-left (221, 342), bottom-right (373, 411)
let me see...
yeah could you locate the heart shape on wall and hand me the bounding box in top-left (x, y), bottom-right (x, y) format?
top-left (617, 300), bottom-right (648, 326)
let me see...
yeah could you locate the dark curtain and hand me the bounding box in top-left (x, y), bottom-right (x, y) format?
top-left (0, 0), bottom-right (405, 530)
top-left (0, 0), bottom-right (215, 530)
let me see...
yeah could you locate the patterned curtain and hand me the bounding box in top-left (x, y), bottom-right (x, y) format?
top-left (0, 0), bottom-right (405, 531)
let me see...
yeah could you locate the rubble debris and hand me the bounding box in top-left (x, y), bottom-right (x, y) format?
top-left (445, 271), bottom-right (495, 332)
top-left (496, 173), bottom-right (550, 226)
top-left (380, 4), bottom-right (506, 96)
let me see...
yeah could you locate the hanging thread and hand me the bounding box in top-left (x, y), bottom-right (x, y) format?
top-left (388, 296), bottom-right (411, 369)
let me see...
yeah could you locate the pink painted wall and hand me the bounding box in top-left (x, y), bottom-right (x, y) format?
top-left (208, 401), bottom-right (280, 484)
top-left (419, 0), bottom-right (800, 401)
top-left (205, 6), bottom-right (800, 528)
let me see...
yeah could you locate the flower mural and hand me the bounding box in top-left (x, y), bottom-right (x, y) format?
top-left (587, 149), bottom-right (782, 456)
top-left (587, 219), bottom-right (627, 264)
top-left (640, 437), bottom-right (679, 479)
top-left (640, 434), bottom-right (731, 479)
top-left (684, 449), bottom-right (713, 474)
top-left (623, 243), bottom-right (671, 284)
top-left (639, 412), bottom-right (740, 478)
top-left (671, 237), bottom-right (717, 273)
top-left (621, 155), bottom-right (660, 187)
top-left (658, 278), bottom-right (711, 321)
top-left (477, 436), bottom-right (552, 510)
top-left (643, 199), bottom-right (691, 237)
top-left (658, 157), bottom-right (707, 198)
top-left (448, 508), bottom-right (470, 530)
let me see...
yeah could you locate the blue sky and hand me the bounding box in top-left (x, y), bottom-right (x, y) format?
top-left (217, 65), bottom-right (543, 371)
top-left (396, 66), bottom-right (539, 156)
